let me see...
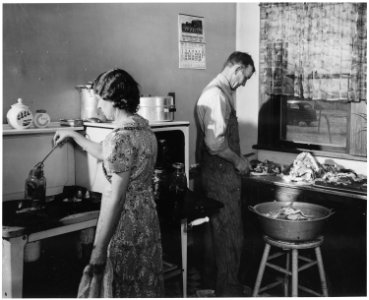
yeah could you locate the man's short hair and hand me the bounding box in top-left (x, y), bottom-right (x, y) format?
top-left (223, 51), bottom-right (255, 73)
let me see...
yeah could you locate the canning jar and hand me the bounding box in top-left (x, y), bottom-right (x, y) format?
top-left (25, 162), bottom-right (46, 207)
top-left (168, 162), bottom-right (187, 219)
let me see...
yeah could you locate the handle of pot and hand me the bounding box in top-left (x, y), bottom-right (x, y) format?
top-left (169, 105), bottom-right (176, 112)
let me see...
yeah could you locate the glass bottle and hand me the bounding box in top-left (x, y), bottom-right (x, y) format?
top-left (156, 138), bottom-right (171, 170)
top-left (168, 162), bottom-right (187, 220)
top-left (153, 168), bottom-right (166, 203)
top-left (25, 162), bottom-right (46, 208)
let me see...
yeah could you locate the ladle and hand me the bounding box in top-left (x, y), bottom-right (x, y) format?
top-left (38, 144), bottom-right (59, 166)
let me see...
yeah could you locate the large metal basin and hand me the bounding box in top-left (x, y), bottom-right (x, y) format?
top-left (249, 201), bottom-right (334, 241)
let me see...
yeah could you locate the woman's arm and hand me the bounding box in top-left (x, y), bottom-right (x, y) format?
top-left (53, 130), bottom-right (103, 160)
top-left (88, 171), bottom-right (130, 266)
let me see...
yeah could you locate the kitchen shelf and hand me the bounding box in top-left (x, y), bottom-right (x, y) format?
top-left (83, 120), bottom-right (190, 129)
top-left (2, 122), bottom-right (84, 136)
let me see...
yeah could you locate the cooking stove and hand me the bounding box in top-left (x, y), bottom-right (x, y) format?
top-left (3, 186), bottom-right (101, 232)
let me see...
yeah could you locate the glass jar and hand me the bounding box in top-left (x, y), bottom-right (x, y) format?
top-left (152, 168), bottom-right (169, 204)
top-left (25, 162), bottom-right (46, 208)
top-left (33, 109), bottom-right (51, 128)
top-left (168, 162), bottom-right (187, 219)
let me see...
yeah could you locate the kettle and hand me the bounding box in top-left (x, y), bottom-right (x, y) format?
top-left (6, 98), bottom-right (34, 129)
top-left (76, 84), bottom-right (106, 121)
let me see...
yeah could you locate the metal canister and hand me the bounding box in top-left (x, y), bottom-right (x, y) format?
top-left (76, 84), bottom-right (100, 120)
top-left (138, 96), bottom-right (176, 122)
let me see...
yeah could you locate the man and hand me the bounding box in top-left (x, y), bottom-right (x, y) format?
top-left (196, 51), bottom-right (255, 296)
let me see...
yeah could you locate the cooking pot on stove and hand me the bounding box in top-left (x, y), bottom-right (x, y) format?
top-left (249, 201), bottom-right (334, 241)
top-left (138, 96), bottom-right (176, 122)
top-left (76, 84), bottom-right (106, 121)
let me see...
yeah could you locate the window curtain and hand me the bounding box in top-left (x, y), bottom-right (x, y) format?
top-left (260, 3), bottom-right (367, 102)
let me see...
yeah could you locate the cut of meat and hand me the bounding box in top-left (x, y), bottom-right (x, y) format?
top-left (316, 170), bottom-right (366, 186)
top-left (250, 159), bottom-right (281, 175)
top-left (288, 152), bottom-right (321, 182)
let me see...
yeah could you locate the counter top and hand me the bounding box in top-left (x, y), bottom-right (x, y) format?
top-left (2, 121), bottom-right (190, 135)
top-left (243, 175), bottom-right (367, 200)
top-left (3, 188), bottom-right (222, 239)
top-left (2, 194), bottom-right (101, 238)
top-left (3, 122), bottom-right (84, 136)
top-left (84, 120), bottom-right (190, 129)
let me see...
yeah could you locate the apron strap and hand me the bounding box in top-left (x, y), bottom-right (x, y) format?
top-left (202, 83), bottom-right (235, 111)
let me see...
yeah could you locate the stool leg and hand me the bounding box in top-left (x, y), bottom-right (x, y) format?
top-left (284, 252), bottom-right (290, 296)
top-left (315, 247), bottom-right (328, 296)
top-left (291, 249), bottom-right (298, 297)
top-left (252, 243), bottom-right (271, 297)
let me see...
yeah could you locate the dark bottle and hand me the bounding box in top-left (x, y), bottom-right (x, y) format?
top-left (152, 167), bottom-right (170, 221)
top-left (168, 162), bottom-right (187, 220)
top-left (156, 139), bottom-right (171, 170)
top-left (25, 162), bottom-right (46, 208)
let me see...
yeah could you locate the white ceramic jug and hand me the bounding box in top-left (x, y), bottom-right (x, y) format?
top-left (6, 98), bottom-right (33, 129)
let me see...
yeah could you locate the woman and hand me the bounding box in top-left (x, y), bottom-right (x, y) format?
top-left (53, 69), bottom-right (164, 297)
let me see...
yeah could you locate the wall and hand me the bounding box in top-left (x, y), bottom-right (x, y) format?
top-left (3, 3), bottom-right (237, 166)
top-left (3, 131), bottom-right (76, 200)
top-left (235, 3), bottom-right (260, 156)
top-left (236, 3), bottom-right (367, 175)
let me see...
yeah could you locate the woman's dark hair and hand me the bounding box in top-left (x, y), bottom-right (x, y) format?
top-left (92, 68), bottom-right (140, 114)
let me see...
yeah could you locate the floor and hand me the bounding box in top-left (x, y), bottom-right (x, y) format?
top-left (239, 227), bottom-right (367, 297)
top-left (22, 232), bottom-right (196, 298)
top-left (22, 225), bottom-right (366, 298)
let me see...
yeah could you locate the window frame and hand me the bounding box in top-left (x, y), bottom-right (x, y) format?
top-left (254, 94), bottom-right (366, 159)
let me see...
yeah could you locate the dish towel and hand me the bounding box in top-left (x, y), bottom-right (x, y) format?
top-left (77, 260), bottom-right (113, 298)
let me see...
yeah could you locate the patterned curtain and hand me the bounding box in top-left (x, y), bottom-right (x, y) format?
top-left (260, 3), bottom-right (367, 102)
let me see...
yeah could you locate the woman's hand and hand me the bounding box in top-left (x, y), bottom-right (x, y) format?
top-left (53, 130), bottom-right (76, 146)
top-left (78, 264), bottom-right (104, 297)
top-left (89, 246), bottom-right (107, 267)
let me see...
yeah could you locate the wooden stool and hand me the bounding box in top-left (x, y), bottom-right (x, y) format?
top-left (252, 235), bottom-right (328, 297)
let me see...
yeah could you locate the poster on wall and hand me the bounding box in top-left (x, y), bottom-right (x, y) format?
top-left (178, 13), bottom-right (205, 43)
top-left (178, 14), bottom-right (206, 69)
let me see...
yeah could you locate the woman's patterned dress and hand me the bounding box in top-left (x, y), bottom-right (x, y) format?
top-left (101, 114), bottom-right (164, 297)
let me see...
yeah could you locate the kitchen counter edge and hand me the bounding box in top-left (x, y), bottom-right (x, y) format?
top-left (3, 122), bottom-right (84, 136)
top-left (83, 120), bottom-right (190, 129)
top-left (243, 175), bottom-right (367, 201)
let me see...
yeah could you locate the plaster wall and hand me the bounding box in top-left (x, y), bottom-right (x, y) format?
top-left (3, 3), bottom-right (237, 166)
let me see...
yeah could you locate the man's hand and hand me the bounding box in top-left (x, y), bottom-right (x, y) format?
top-left (235, 156), bottom-right (250, 175)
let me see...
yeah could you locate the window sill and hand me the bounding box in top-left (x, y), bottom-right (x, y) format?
top-left (253, 144), bottom-right (367, 162)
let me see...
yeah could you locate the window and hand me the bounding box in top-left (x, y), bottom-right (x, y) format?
top-left (257, 3), bottom-right (367, 157)
top-left (282, 100), bottom-right (349, 148)
top-left (257, 96), bottom-right (366, 156)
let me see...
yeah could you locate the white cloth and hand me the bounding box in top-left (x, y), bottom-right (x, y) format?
top-left (77, 259), bottom-right (113, 298)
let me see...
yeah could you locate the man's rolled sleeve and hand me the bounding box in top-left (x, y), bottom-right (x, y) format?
top-left (200, 91), bottom-right (230, 155)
